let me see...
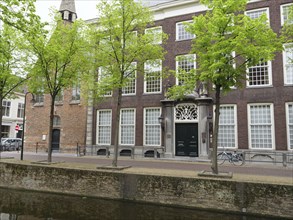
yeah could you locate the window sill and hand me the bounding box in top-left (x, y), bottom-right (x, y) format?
top-left (69, 100), bottom-right (80, 105)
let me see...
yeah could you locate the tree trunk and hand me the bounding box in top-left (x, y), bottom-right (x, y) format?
top-left (211, 85), bottom-right (221, 174)
top-left (112, 88), bottom-right (122, 167)
top-left (47, 96), bottom-right (55, 162)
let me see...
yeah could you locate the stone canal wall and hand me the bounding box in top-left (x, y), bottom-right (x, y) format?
top-left (0, 162), bottom-right (292, 219)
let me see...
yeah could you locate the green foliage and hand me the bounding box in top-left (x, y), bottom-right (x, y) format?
top-left (168, 0), bottom-right (281, 99)
top-left (86, 0), bottom-right (167, 99)
top-left (26, 11), bottom-right (93, 99)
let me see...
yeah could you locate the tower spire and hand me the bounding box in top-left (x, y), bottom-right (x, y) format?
top-left (59, 0), bottom-right (77, 22)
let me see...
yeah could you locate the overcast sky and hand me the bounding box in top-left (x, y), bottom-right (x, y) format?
top-left (35, 0), bottom-right (172, 22)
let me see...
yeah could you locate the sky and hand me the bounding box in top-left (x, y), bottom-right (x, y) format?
top-left (35, 0), bottom-right (172, 22)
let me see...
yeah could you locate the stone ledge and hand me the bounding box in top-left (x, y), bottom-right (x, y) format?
top-left (198, 170), bottom-right (233, 179)
top-left (96, 165), bottom-right (131, 171)
top-left (31, 160), bottom-right (65, 165)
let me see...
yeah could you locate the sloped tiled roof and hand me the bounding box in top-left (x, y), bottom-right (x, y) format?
top-left (59, 0), bottom-right (76, 13)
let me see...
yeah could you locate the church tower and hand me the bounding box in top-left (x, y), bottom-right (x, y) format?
top-left (59, 0), bottom-right (77, 22)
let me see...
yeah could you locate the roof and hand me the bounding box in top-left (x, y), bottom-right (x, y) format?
top-left (59, 0), bottom-right (76, 13)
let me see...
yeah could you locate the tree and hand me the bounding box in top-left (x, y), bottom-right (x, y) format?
top-left (168, 0), bottom-right (281, 174)
top-left (0, 24), bottom-right (33, 139)
top-left (88, 0), bottom-right (166, 167)
top-left (26, 13), bottom-right (93, 162)
top-left (0, 0), bottom-right (42, 32)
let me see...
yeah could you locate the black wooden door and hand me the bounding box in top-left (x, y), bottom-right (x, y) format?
top-left (175, 123), bottom-right (198, 157)
top-left (52, 129), bottom-right (60, 151)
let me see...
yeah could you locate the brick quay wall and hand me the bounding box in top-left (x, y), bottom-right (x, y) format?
top-left (0, 161), bottom-right (292, 219)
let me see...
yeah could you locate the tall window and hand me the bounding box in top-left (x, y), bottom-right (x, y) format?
top-left (53, 116), bottom-right (61, 127)
top-left (72, 84), bottom-right (81, 102)
top-left (218, 105), bottom-right (237, 148)
top-left (281, 3), bottom-right (293, 25)
top-left (97, 110), bottom-right (112, 145)
top-left (248, 104), bottom-right (274, 149)
top-left (286, 103), bottom-right (293, 150)
top-left (245, 8), bottom-right (269, 24)
top-left (176, 21), bottom-right (194, 41)
top-left (98, 67), bottom-right (112, 96)
top-left (145, 26), bottom-right (162, 44)
top-left (176, 54), bottom-right (196, 85)
top-left (247, 61), bottom-right (272, 87)
top-left (283, 44), bottom-right (293, 85)
top-left (17, 103), bottom-right (25, 118)
top-left (2, 100), bottom-right (11, 117)
top-left (122, 63), bottom-right (136, 95)
top-left (35, 94), bottom-right (44, 105)
top-left (144, 108), bottom-right (161, 146)
top-left (120, 109), bottom-right (135, 145)
top-left (54, 90), bottom-right (63, 103)
top-left (144, 59), bottom-right (162, 94)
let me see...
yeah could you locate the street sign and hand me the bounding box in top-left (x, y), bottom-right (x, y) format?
top-left (15, 124), bottom-right (20, 131)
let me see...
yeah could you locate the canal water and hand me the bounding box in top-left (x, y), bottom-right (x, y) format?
top-left (0, 188), bottom-right (282, 220)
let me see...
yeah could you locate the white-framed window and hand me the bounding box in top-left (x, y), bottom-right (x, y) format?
top-left (54, 90), bottom-right (63, 103)
top-left (2, 100), bottom-right (11, 117)
top-left (144, 108), bottom-right (161, 146)
top-left (96, 110), bottom-right (112, 145)
top-left (247, 61), bottom-right (272, 87)
top-left (283, 44), bottom-right (293, 85)
top-left (72, 84), bottom-right (81, 102)
top-left (218, 105), bottom-right (237, 148)
top-left (145, 26), bottom-right (162, 44)
top-left (286, 103), bottom-right (293, 150)
top-left (281, 3), bottom-right (293, 25)
top-left (176, 20), bottom-right (194, 41)
top-left (17, 103), bottom-right (25, 118)
top-left (245, 7), bottom-right (270, 24)
top-left (248, 104), bottom-right (274, 149)
top-left (144, 59), bottom-right (162, 94)
top-left (176, 54), bottom-right (196, 85)
top-left (122, 62), bottom-right (136, 95)
top-left (53, 115), bottom-right (61, 127)
top-left (98, 67), bottom-right (112, 97)
top-left (119, 109), bottom-right (135, 145)
top-left (35, 94), bottom-right (44, 105)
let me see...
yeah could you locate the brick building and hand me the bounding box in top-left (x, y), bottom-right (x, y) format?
top-left (24, 0), bottom-right (87, 152)
top-left (86, 0), bottom-right (293, 160)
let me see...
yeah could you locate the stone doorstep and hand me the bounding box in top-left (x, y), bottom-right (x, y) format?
top-left (31, 160), bottom-right (65, 165)
top-left (198, 170), bottom-right (233, 179)
top-left (96, 165), bottom-right (131, 171)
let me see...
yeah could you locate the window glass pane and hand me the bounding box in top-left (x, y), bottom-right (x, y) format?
top-left (284, 44), bottom-right (293, 85)
top-left (97, 110), bottom-right (111, 145)
top-left (144, 108), bottom-right (160, 146)
top-left (249, 105), bottom-right (273, 149)
top-left (176, 54), bottom-right (195, 85)
top-left (218, 106), bottom-right (236, 148)
top-left (176, 21), bottom-right (194, 40)
top-left (248, 61), bottom-right (270, 86)
top-left (122, 63), bottom-right (136, 95)
top-left (120, 109), bottom-right (135, 145)
top-left (2, 100), bottom-right (11, 117)
top-left (17, 103), bottom-right (25, 118)
top-left (288, 104), bottom-right (293, 150)
top-left (145, 26), bottom-right (162, 44)
top-left (144, 60), bottom-right (162, 93)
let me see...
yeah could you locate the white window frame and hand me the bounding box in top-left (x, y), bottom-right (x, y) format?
top-left (96, 109), bottom-right (112, 145)
top-left (175, 54), bottom-right (196, 85)
top-left (71, 83), bottom-right (81, 102)
top-left (2, 100), bottom-right (11, 117)
top-left (217, 105), bottom-right (238, 149)
top-left (286, 102), bottom-right (293, 150)
top-left (246, 61), bottom-right (272, 87)
top-left (143, 107), bottom-right (161, 146)
top-left (245, 7), bottom-right (270, 25)
top-left (144, 59), bottom-right (162, 94)
top-left (119, 108), bottom-right (136, 146)
top-left (283, 44), bottom-right (293, 85)
top-left (98, 67), bottom-right (112, 97)
top-left (17, 103), bottom-right (25, 118)
top-left (176, 20), bottom-right (195, 41)
top-left (248, 103), bottom-right (275, 150)
top-left (122, 62), bottom-right (136, 96)
top-left (145, 26), bottom-right (162, 44)
top-left (281, 3), bottom-right (293, 26)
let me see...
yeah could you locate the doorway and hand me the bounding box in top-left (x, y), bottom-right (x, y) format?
top-left (175, 123), bottom-right (198, 157)
top-left (52, 129), bottom-right (60, 151)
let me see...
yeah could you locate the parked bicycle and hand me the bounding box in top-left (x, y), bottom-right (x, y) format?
top-left (217, 148), bottom-right (244, 166)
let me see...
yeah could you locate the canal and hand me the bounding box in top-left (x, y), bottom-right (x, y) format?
top-left (0, 188), bottom-right (283, 220)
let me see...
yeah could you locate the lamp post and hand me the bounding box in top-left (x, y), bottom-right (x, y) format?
top-left (21, 92), bottom-right (34, 160)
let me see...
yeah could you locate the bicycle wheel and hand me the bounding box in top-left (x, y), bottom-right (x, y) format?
top-left (232, 154), bottom-right (244, 166)
top-left (217, 153), bottom-right (229, 165)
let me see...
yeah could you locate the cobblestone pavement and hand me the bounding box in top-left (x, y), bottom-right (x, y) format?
top-left (1, 151), bottom-right (292, 184)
